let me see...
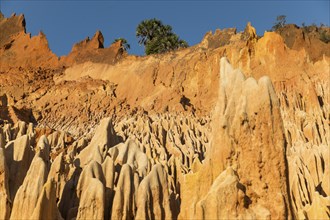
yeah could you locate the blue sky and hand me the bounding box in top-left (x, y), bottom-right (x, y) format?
top-left (1, 1), bottom-right (329, 56)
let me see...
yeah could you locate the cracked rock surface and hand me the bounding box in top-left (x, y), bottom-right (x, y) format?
top-left (1, 12), bottom-right (329, 219)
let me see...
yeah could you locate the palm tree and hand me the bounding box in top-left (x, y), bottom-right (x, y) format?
top-left (136, 19), bottom-right (169, 45)
top-left (136, 18), bottom-right (189, 55)
top-left (113, 38), bottom-right (130, 52)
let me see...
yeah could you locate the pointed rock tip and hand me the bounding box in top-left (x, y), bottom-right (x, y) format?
top-left (244, 21), bottom-right (257, 39)
top-left (92, 30), bottom-right (104, 48)
top-left (36, 135), bottom-right (50, 162)
top-left (92, 117), bottom-right (119, 147)
top-left (37, 135), bottom-right (49, 150)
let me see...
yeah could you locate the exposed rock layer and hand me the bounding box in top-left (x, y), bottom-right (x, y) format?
top-left (0, 12), bottom-right (329, 219)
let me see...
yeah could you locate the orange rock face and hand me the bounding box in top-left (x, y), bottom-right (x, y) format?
top-left (0, 12), bottom-right (329, 220)
top-left (0, 14), bottom-right (58, 70)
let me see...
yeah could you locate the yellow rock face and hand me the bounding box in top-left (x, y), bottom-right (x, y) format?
top-left (0, 13), bottom-right (329, 220)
